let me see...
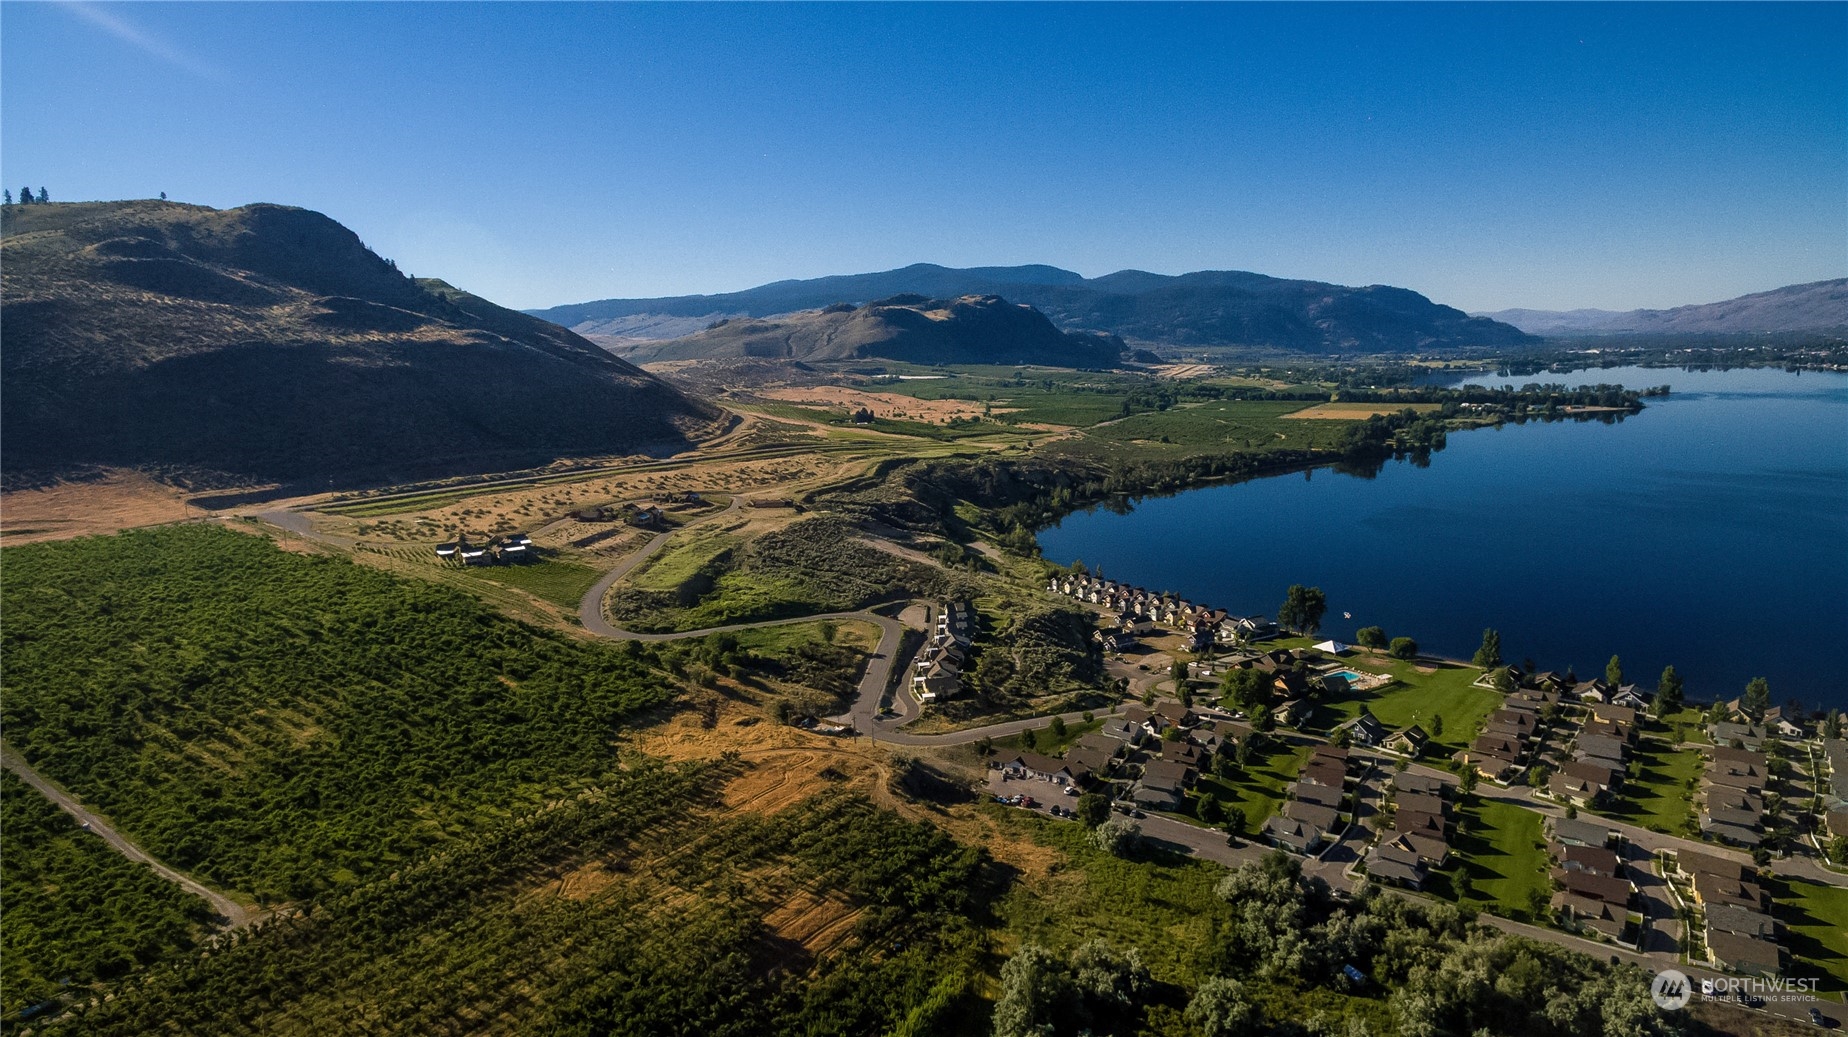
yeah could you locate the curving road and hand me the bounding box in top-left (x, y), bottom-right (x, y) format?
top-left (2, 744), bottom-right (251, 927)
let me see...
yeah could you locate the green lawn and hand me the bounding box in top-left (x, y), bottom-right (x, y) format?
top-left (1600, 729), bottom-right (1701, 837)
top-left (996, 717), bottom-right (1104, 757)
top-left (453, 556), bottom-right (604, 608)
top-left (1656, 707), bottom-right (1712, 745)
top-left (1310, 650), bottom-right (1501, 756)
top-left (1193, 741), bottom-right (1313, 831)
top-left (1435, 798), bottom-right (1553, 922)
top-left (1766, 876), bottom-right (1848, 1001)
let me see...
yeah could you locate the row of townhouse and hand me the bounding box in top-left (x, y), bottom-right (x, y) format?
top-left (1547, 702), bottom-right (1640, 806)
top-left (1826, 739), bottom-right (1848, 844)
top-left (1362, 772), bottom-right (1454, 888)
top-left (1457, 686), bottom-right (1572, 782)
top-left (1673, 847), bottom-right (1786, 978)
top-left (1544, 816), bottom-right (1641, 946)
top-left (912, 601), bottom-right (973, 704)
top-left (997, 704), bottom-right (1257, 812)
top-left (1047, 573), bottom-right (1279, 652)
top-left (434, 531), bottom-right (534, 565)
top-left (1266, 745), bottom-right (1361, 855)
top-left (1701, 743), bottom-right (1771, 847)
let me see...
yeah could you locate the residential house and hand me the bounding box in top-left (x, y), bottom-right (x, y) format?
top-left (1563, 759), bottom-right (1623, 791)
top-left (1283, 799), bottom-right (1340, 834)
top-left (1141, 759), bottom-right (1197, 793)
top-left (1271, 698), bottom-right (1314, 729)
top-left (1063, 746), bottom-right (1114, 784)
top-left (1582, 715), bottom-right (1637, 747)
top-left (1552, 892), bottom-right (1629, 943)
top-left (1385, 725), bottom-right (1429, 757)
top-left (1098, 718), bottom-right (1144, 746)
top-left (1549, 773), bottom-right (1608, 808)
top-left (1610, 685), bottom-right (1650, 711)
top-left (1558, 869), bottom-right (1634, 912)
top-left (1707, 755), bottom-right (1767, 795)
top-left (1712, 722), bottom-right (1768, 751)
top-left (1229, 615), bottom-right (1280, 643)
top-left (1122, 706), bottom-right (1169, 741)
top-left (1483, 709), bottom-right (1538, 742)
top-left (1588, 703), bottom-right (1641, 727)
top-left (1154, 702), bottom-right (1197, 729)
top-left (1338, 712), bottom-right (1388, 747)
top-left (1560, 844), bottom-right (1621, 876)
top-left (1365, 841), bottom-right (1428, 890)
top-left (1575, 734), bottom-right (1629, 767)
top-left (1704, 904), bottom-right (1778, 939)
top-left (1075, 733), bottom-right (1126, 759)
top-left (1692, 872), bottom-right (1768, 912)
top-left (1394, 790), bottom-right (1446, 820)
top-left (1265, 815), bottom-right (1323, 854)
top-left (1003, 752), bottom-right (1079, 785)
top-left (1388, 772), bottom-right (1446, 797)
top-left (434, 540), bottom-right (460, 559)
top-left (1551, 816), bottom-right (1619, 849)
top-left (1288, 781), bottom-right (1345, 810)
top-left (1705, 930), bottom-right (1784, 978)
top-left (1676, 849), bottom-right (1752, 883)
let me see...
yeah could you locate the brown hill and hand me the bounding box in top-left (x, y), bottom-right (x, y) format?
top-left (622, 293), bottom-right (1127, 366)
top-left (1, 201), bottom-right (723, 488)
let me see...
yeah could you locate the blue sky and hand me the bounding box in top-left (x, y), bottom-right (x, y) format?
top-left (4, 2), bottom-right (1843, 312)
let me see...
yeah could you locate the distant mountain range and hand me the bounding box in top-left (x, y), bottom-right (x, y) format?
top-left (1, 201), bottom-right (721, 487)
top-left (1477, 279), bottom-right (1848, 337)
top-left (530, 263), bottom-right (1537, 354)
top-left (619, 293), bottom-right (1129, 367)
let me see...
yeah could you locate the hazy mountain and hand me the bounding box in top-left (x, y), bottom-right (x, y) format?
top-left (532, 263), bottom-right (1536, 354)
top-left (621, 293), bottom-right (1127, 367)
top-left (1, 200), bottom-right (722, 488)
top-left (1478, 279), bottom-right (1848, 336)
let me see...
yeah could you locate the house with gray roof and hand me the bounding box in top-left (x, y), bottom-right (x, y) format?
top-left (1265, 814), bottom-right (1323, 854)
top-left (1704, 903), bottom-right (1777, 939)
top-left (1706, 929), bottom-right (1783, 978)
top-left (1551, 816), bottom-right (1619, 849)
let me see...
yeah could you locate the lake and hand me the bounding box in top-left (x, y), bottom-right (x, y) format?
top-left (1037, 365), bottom-right (1848, 713)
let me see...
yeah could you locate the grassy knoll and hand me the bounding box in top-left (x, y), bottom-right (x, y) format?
top-left (1657, 707), bottom-right (1713, 745)
top-left (452, 555), bottom-right (604, 608)
top-left (1312, 652), bottom-right (1501, 756)
top-left (624, 524), bottom-right (741, 591)
top-left (1436, 797), bottom-right (1553, 922)
top-left (1766, 875), bottom-right (1848, 1000)
top-left (1601, 728), bottom-right (1701, 836)
top-left (1193, 740), bottom-right (1313, 831)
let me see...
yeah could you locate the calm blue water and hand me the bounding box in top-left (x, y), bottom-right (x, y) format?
top-left (1038, 366), bottom-right (1848, 712)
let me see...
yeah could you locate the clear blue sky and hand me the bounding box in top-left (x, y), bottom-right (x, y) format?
top-left (4, 2), bottom-right (1844, 312)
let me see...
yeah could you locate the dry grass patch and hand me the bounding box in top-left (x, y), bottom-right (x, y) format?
top-left (1283, 401), bottom-right (1443, 420)
top-left (757, 386), bottom-right (1003, 423)
top-left (761, 890), bottom-right (864, 956)
top-left (0, 469), bottom-right (198, 544)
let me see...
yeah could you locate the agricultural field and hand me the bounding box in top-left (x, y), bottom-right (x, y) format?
top-left (452, 555), bottom-right (606, 609)
top-left (0, 771), bottom-right (213, 1016)
top-left (0, 525), bottom-right (677, 901)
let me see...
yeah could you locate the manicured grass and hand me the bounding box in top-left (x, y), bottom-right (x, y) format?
top-left (453, 556), bottom-right (604, 608)
top-left (1312, 651), bottom-right (1501, 756)
top-left (1656, 707), bottom-right (1712, 745)
top-left (1765, 875), bottom-right (1848, 1000)
top-left (1435, 798), bottom-right (1553, 922)
top-left (1193, 741), bottom-right (1313, 831)
top-left (1601, 729), bottom-right (1701, 836)
top-left (995, 717), bottom-right (1104, 757)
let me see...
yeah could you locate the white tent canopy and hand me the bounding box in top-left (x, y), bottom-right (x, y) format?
top-left (1313, 640), bottom-right (1349, 654)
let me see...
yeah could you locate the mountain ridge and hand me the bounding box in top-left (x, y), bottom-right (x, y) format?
top-left (1476, 279), bottom-right (1848, 336)
top-left (618, 293), bottom-right (1128, 367)
top-left (529, 263), bottom-right (1537, 354)
top-left (1, 200), bottom-right (723, 489)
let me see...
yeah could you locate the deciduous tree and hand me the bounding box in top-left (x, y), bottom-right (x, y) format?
top-left (1472, 628), bottom-right (1502, 669)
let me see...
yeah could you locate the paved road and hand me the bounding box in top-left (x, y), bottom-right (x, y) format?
top-left (2, 744), bottom-right (251, 928)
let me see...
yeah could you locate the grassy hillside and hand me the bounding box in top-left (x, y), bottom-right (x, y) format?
top-left (0, 200), bottom-right (723, 488)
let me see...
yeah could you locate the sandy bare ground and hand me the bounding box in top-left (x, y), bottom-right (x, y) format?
top-left (1282, 402), bottom-right (1443, 420)
top-left (756, 386), bottom-right (1009, 423)
top-left (0, 470), bottom-right (200, 544)
top-left (1152, 363), bottom-right (1217, 379)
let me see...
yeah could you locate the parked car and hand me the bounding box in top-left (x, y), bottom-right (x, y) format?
top-left (1063, 786), bottom-right (1080, 797)
top-left (1809, 1007), bottom-right (1825, 1027)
